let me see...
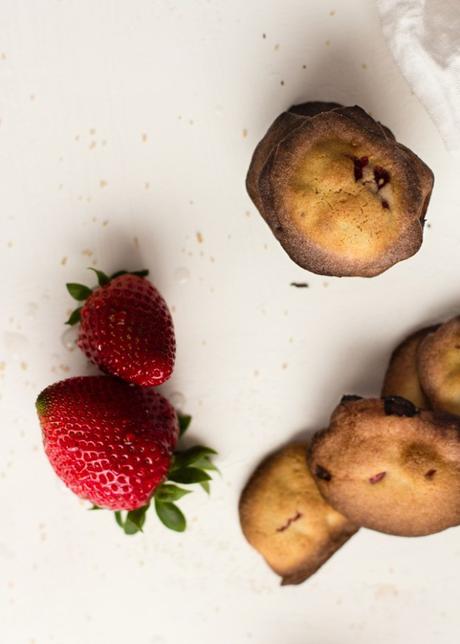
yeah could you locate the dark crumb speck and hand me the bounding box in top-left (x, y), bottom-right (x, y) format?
top-left (384, 395), bottom-right (417, 417)
top-left (341, 394), bottom-right (363, 404)
top-left (290, 282), bottom-right (309, 288)
top-left (280, 80), bottom-right (285, 86)
top-left (262, 33), bottom-right (266, 39)
top-left (315, 465), bottom-right (332, 481)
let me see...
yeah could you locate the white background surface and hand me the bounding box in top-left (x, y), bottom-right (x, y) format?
top-left (1, 1), bottom-right (459, 643)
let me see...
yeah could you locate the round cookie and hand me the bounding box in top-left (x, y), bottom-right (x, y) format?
top-left (246, 102), bottom-right (434, 277)
top-left (239, 443), bottom-right (358, 585)
top-left (418, 317), bottom-right (460, 415)
top-left (310, 397), bottom-right (460, 536)
top-left (382, 326), bottom-right (439, 408)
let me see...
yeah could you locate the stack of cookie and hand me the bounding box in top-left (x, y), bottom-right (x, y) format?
top-left (239, 317), bottom-right (460, 585)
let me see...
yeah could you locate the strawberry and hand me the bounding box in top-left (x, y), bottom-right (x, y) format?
top-left (66, 269), bottom-right (175, 386)
top-left (36, 376), bottom-right (218, 533)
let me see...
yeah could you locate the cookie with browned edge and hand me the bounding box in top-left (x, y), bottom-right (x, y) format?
top-left (382, 326), bottom-right (439, 408)
top-left (418, 316), bottom-right (460, 415)
top-left (310, 396), bottom-right (460, 536)
top-left (246, 102), bottom-right (434, 277)
top-left (239, 443), bottom-right (358, 585)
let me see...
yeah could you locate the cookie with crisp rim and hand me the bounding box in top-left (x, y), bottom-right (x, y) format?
top-left (246, 102), bottom-right (434, 277)
top-left (310, 396), bottom-right (460, 536)
top-left (239, 443), bottom-right (358, 585)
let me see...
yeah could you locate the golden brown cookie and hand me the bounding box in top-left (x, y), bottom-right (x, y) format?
top-left (310, 396), bottom-right (460, 536)
top-left (246, 102), bottom-right (434, 277)
top-left (239, 443), bottom-right (358, 585)
top-left (382, 326), bottom-right (439, 408)
top-left (418, 317), bottom-right (460, 415)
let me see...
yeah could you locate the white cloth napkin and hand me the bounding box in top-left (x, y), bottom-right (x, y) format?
top-left (376, 0), bottom-right (460, 155)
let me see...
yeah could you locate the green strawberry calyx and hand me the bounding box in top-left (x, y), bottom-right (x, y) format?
top-left (92, 413), bottom-right (219, 535)
top-left (65, 267), bottom-right (149, 326)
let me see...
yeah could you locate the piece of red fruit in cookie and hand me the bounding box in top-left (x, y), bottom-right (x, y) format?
top-left (66, 268), bottom-right (175, 386)
top-left (36, 376), bottom-right (179, 511)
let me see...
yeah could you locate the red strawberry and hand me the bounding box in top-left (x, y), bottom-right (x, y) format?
top-left (66, 269), bottom-right (175, 386)
top-left (36, 376), bottom-right (218, 533)
top-left (36, 376), bottom-right (179, 511)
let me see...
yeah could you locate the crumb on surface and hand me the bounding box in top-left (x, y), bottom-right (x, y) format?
top-left (362, 63), bottom-right (368, 70)
top-left (60, 256), bottom-right (67, 266)
top-left (242, 128), bottom-right (248, 138)
top-left (196, 231), bottom-right (203, 244)
top-left (144, 181), bottom-right (150, 190)
top-left (141, 132), bottom-right (148, 143)
top-left (81, 248), bottom-right (93, 257)
top-left (274, 43), bottom-right (280, 51)
top-left (99, 180), bottom-right (108, 188)
top-left (329, 10), bottom-right (336, 16)
top-left (89, 141), bottom-right (97, 150)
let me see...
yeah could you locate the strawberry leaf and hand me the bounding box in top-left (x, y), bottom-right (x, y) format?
top-left (123, 509), bottom-right (146, 534)
top-left (154, 500), bottom-right (186, 532)
top-left (199, 480), bottom-right (211, 494)
top-left (155, 484), bottom-right (191, 503)
top-left (172, 446), bottom-right (217, 470)
top-left (65, 307), bottom-right (82, 326)
top-left (177, 413), bottom-right (192, 436)
top-left (113, 506), bottom-right (148, 535)
top-left (192, 455), bottom-right (219, 473)
top-left (88, 267), bottom-right (110, 286)
top-left (169, 467), bottom-right (211, 484)
top-left (89, 504), bottom-right (101, 511)
top-left (66, 283), bottom-right (92, 301)
top-left (111, 269), bottom-right (149, 280)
